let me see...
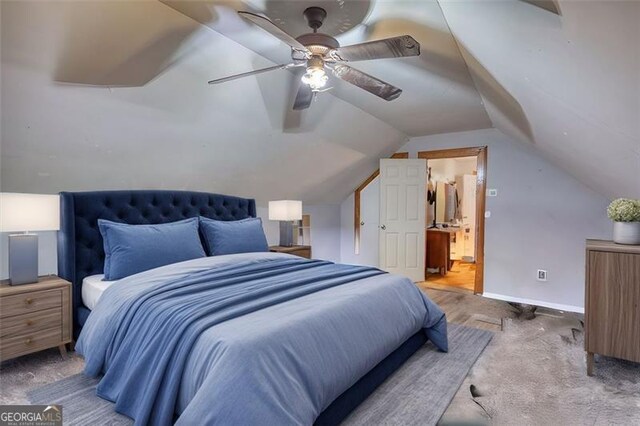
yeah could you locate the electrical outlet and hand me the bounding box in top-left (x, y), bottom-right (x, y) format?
top-left (537, 269), bottom-right (548, 281)
top-left (487, 188), bottom-right (498, 197)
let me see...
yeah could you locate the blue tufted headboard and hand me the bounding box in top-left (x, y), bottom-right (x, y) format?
top-left (57, 190), bottom-right (257, 337)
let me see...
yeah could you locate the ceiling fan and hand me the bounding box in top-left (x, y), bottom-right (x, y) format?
top-left (207, 7), bottom-right (420, 110)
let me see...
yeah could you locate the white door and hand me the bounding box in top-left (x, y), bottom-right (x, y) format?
top-left (379, 159), bottom-right (426, 282)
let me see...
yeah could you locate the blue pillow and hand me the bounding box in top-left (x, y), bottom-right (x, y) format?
top-left (98, 218), bottom-right (206, 280)
top-left (199, 217), bottom-right (269, 256)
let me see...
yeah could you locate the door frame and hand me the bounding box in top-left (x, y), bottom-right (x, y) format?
top-left (417, 146), bottom-right (487, 294)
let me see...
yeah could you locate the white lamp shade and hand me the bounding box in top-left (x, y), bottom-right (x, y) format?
top-left (0, 193), bottom-right (60, 232)
top-left (268, 200), bottom-right (302, 221)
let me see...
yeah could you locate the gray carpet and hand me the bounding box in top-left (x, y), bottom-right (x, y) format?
top-left (27, 324), bottom-right (492, 425)
top-left (29, 373), bottom-right (130, 425)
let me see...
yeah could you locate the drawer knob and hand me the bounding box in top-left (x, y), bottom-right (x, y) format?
top-left (25, 298), bottom-right (33, 305)
top-left (25, 337), bottom-right (33, 345)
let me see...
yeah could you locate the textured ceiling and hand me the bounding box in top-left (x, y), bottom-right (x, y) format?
top-left (1, 0), bottom-right (638, 204)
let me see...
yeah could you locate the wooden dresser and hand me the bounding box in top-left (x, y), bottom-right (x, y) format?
top-left (269, 245), bottom-right (312, 259)
top-left (0, 276), bottom-right (72, 361)
top-left (585, 240), bottom-right (640, 376)
top-left (426, 228), bottom-right (456, 276)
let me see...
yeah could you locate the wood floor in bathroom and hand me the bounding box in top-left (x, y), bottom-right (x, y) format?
top-left (424, 260), bottom-right (476, 292)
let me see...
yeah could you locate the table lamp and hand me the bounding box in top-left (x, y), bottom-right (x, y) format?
top-left (269, 200), bottom-right (302, 247)
top-left (0, 193), bottom-right (60, 285)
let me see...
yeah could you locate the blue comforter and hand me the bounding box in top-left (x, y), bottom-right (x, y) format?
top-left (77, 253), bottom-right (447, 425)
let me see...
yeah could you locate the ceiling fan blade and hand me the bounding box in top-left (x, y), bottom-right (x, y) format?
top-left (238, 12), bottom-right (309, 54)
top-left (332, 64), bottom-right (402, 101)
top-left (329, 35), bottom-right (420, 62)
top-left (293, 82), bottom-right (314, 110)
top-left (208, 63), bottom-right (301, 85)
top-left (520, 0), bottom-right (561, 14)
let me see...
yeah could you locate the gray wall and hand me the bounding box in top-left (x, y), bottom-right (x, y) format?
top-left (340, 128), bottom-right (612, 311)
top-left (257, 204), bottom-right (341, 263)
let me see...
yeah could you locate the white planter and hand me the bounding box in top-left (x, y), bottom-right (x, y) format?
top-left (613, 221), bottom-right (640, 245)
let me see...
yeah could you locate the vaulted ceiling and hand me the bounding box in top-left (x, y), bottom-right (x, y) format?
top-left (1, 0), bottom-right (638, 203)
top-left (439, 0), bottom-right (640, 199)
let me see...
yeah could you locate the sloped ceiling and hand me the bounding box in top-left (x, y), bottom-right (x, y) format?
top-left (1, 0), bottom-right (638, 204)
top-left (0, 1), bottom-right (410, 204)
top-left (439, 0), bottom-right (640, 199)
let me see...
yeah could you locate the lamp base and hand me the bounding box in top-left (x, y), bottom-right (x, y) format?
top-left (279, 221), bottom-right (294, 247)
top-left (9, 234), bottom-right (38, 285)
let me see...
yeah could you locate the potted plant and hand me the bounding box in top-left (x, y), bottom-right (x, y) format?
top-left (607, 198), bottom-right (640, 245)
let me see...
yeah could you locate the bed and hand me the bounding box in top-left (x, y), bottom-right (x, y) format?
top-left (57, 190), bottom-right (447, 425)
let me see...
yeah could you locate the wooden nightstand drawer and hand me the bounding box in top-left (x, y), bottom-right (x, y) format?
top-left (0, 289), bottom-right (62, 318)
top-left (0, 307), bottom-right (62, 338)
top-left (290, 248), bottom-right (311, 259)
top-left (0, 327), bottom-right (62, 360)
top-left (0, 276), bottom-right (72, 362)
top-left (269, 245), bottom-right (312, 259)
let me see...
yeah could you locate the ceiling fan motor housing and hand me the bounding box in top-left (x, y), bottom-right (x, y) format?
top-left (303, 7), bottom-right (327, 31)
top-left (293, 33), bottom-right (339, 61)
top-left (296, 33), bottom-right (340, 50)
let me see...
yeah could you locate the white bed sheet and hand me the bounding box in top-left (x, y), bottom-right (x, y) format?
top-left (82, 274), bottom-right (116, 310)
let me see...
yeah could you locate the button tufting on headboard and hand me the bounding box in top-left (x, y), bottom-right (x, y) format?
top-left (57, 190), bottom-right (257, 338)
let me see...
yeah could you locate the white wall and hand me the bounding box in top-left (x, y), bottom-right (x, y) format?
top-left (341, 128), bottom-right (612, 311)
top-left (428, 156), bottom-right (477, 183)
top-left (0, 204), bottom-right (341, 280)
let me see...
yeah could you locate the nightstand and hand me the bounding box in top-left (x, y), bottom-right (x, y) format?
top-left (269, 245), bottom-right (312, 259)
top-left (0, 276), bottom-right (73, 361)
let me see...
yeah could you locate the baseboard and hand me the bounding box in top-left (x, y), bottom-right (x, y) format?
top-left (482, 292), bottom-right (584, 314)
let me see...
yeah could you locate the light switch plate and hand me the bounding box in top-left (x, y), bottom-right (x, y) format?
top-left (487, 189), bottom-right (498, 197)
top-left (537, 269), bottom-right (548, 281)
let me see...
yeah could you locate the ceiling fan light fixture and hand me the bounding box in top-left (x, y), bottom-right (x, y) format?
top-left (301, 67), bottom-right (328, 90)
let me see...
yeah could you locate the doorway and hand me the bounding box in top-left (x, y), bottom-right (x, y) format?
top-left (418, 147), bottom-right (487, 294)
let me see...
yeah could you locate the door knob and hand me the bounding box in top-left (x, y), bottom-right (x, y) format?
top-left (381, 225), bottom-right (386, 230)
